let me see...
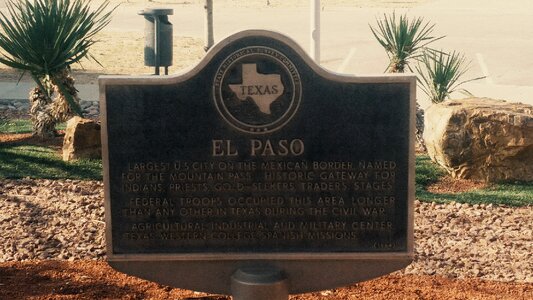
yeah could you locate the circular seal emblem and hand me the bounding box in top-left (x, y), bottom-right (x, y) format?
top-left (213, 46), bottom-right (302, 134)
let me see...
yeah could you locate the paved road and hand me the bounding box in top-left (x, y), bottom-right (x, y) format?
top-left (1, 0), bottom-right (532, 106)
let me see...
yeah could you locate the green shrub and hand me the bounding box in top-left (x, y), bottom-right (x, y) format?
top-left (369, 12), bottom-right (443, 73)
top-left (0, 0), bottom-right (115, 137)
top-left (415, 49), bottom-right (483, 103)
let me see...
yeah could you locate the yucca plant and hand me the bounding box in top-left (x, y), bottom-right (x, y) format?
top-left (0, 0), bottom-right (114, 137)
top-left (370, 13), bottom-right (444, 73)
top-left (416, 50), bottom-right (484, 103)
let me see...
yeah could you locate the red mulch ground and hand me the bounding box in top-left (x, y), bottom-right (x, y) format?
top-left (427, 176), bottom-right (487, 194)
top-left (0, 261), bottom-right (531, 300)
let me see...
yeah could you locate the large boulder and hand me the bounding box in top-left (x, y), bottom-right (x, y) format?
top-left (424, 98), bottom-right (533, 182)
top-left (62, 116), bottom-right (101, 161)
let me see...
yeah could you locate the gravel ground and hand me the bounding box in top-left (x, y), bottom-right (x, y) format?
top-left (0, 178), bottom-right (531, 283)
top-left (0, 100), bottom-right (100, 121)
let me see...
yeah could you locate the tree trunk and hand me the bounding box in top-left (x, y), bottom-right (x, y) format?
top-left (29, 87), bottom-right (55, 138)
top-left (388, 60), bottom-right (405, 73)
top-left (416, 103), bottom-right (426, 152)
top-left (28, 69), bottom-right (81, 138)
top-left (51, 68), bottom-right (80, 123)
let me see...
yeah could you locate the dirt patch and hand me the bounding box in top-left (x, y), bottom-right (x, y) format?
top-left (427, 176), bottom-right (487, 194)
top-left (0, 261), bottom-right (530, 300)
top-left (0, 133), bottom-right (63, 148)
top-left (0, 34), bottom-right (205, 85)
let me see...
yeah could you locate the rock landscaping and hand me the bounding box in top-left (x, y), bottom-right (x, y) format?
top-left (0, 99), bottom-right (100, 121)
top-left (0, 179), bottom-right (105, 262)
top-left (0, 178), bottom-right (531, 284)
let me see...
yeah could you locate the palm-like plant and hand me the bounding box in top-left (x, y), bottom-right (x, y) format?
top-left (370, 13), bottom-right (444, 73)
top-left (0, 0), bottom-right (114, 137)
top-left (416, 50), bottom-right (484, 103)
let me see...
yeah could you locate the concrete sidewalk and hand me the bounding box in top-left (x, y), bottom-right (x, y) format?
top-left (0, 82), bottom-right (99, 102)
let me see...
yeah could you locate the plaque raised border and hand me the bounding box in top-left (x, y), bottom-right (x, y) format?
top-left (100, 30), bottom-right (415, 294)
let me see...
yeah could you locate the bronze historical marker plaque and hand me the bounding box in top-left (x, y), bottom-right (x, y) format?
top-left (100, 30), bottom-right (415, 295)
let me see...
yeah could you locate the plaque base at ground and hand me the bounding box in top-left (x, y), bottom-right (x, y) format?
top-left (109, 257), bottom-right (411, 294)
top-left (100, 30), bottom-right (415, 295)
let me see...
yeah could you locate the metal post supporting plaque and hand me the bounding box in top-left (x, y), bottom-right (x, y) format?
top-left (231, 268), bottom-right (289, 300)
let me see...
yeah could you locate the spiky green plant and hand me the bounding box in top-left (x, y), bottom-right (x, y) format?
top-left (416, 50), bottom-right (484, 103)
top-left (370, 13), bottom-right (444, 73)
top-left (0, 0), bottom-right (114, 137)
